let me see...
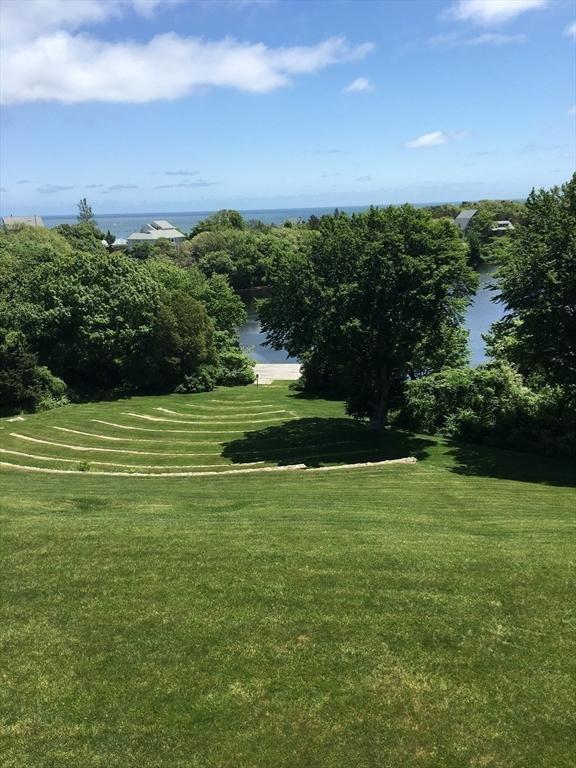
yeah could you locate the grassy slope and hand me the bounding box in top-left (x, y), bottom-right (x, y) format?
top-left (1, 384), bottom-right (575, 768)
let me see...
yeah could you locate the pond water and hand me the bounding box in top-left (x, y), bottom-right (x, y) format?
top-left (238, 264), bottom-right (502, 367)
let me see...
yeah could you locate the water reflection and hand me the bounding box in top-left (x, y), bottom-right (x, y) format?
top-left (239, 265), bottom-right (503, 367)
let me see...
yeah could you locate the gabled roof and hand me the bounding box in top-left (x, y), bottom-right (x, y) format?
top-left (151, 220), bottom-right (175, 230)
top-left (454, 209), bottom-right (477, 222)
top-left (2, 215), bottom-right (44, 228)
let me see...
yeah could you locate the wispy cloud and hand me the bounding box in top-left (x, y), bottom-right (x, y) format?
top-left (430, 31), bottom-right (525, 47)
top-left (17, 179), bottom-right (31, 184)
top-left (0, 0), bottom-right (375, 105)
top-left (154, 180), bottom-right (218, 189)
top-left (405, 130), bottom-right (469, 149)
top-left (312, 149), bottom-right (347, 155)
top-left (85, 184), bottom-right (104, 188)
top-left (0, 187), bottom-right (7, 193)
top-left (444, 0), bottom-right (548, 26)
top-left (165, 170), bottom-right (199, 176)
top-left (102, 184), bottom-right (139, 193)
top-left (37, 184), bottom-right (74, 193)
top-left (564, 21), bottom-right (576, 40)
top-left (356, 175), bottom-right (372, 182)
top-left (343, 77), bottom-right (373, 93)
top-left (569, 104), bottom-right (576, 116)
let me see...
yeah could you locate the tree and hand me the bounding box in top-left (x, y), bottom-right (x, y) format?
top-left (54, 222), bottom-right (106, 254)
top-left (486, 175), bottom-right (576, 391)
top-left (123, 292), bottom-right (216, 391)
top-left (260, 206), bottom-right (477, 428)
top-left (104, 230), bottom-right (116, 252)
top-left (0, 329), bottom-right (66, 413)
top-left (190, 209), bottom-right (245, 236)
top-left (77, 197), bottom-right (95, 224)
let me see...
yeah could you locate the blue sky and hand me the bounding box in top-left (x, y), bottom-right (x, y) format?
top-left (1, 0), bottom-right (574, 215)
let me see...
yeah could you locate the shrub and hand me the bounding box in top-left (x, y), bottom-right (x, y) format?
top-left (175, 365), bottom-right (216, 394)
top-left (398, 364), bottom-right (576, 457)
top-left (0, 330), bottom-right (68, 414)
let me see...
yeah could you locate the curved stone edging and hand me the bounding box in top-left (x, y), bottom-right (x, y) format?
top-left (0, 457), bottom-right (417, 477)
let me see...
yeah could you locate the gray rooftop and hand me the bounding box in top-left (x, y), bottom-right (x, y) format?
top-left (3, 215), bottom-right (45, 228)
top-left (454, 209), bottom-right (478, 222)
top-left (151, 220), bottom-right (176, 230)
top-left (128, 229), bottom-right (185, 241)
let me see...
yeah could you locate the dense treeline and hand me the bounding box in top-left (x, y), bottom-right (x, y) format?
top-left (261, 176), bottom-right (575, 456)
top-left (0, 217), bottom-right (253, 413)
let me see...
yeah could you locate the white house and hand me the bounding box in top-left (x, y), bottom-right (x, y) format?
top-left (491, 220), bottom-right (515, 233)
top-left (127, 219), bottom-right (185, 247)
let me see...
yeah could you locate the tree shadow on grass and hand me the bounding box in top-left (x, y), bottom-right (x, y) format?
top-left (222, 417), bottom-right (435, 467)
top-left (447, 441), bottom-right (576, 488)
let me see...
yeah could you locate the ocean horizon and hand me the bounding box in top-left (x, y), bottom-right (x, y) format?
top-left (41, 202), bottom-right (459, 239)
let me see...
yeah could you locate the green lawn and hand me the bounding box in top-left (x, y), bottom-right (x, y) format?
top-left (1, 384), bottom-right (575, 767)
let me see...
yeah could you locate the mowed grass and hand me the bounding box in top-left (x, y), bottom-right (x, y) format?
top-left (1, 384), bottom-right (575, 768)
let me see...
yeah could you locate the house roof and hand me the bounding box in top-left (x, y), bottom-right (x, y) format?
top-left (454, 209), bottom-right (478, 222)
top-left (151, 220), bottom-right (175, 230)
top-left (128, 229), bottom-right (185, 241)
top-left (2, 215), bottom-right (44, 228)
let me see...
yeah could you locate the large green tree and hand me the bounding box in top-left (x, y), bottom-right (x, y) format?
top-left (260, 206), bottom-right (477, 427)
top-left (487, 175), bottom-right (576, 391)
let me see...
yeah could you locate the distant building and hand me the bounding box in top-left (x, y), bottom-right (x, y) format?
top-left (491, 220), bottom-right (515, 233)
top-left (454, 209), bottom-right (477, 233)
top-left (101, 237), bottom-right (128, 250)
top-left (127, 219), bottom-right (185, 247)
top-left (2, 215), bottom-right (44, 229)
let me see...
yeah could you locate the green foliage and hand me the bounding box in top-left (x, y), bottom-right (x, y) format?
top-left (466, 199), bottom-right (525, 242)
top-left (77, 197), bottom-right (95, 224)
top-left (190, 209), bottom-right (246, 236)
top-left (260, 206), bottom-right (477, 426)
top-left (398, 363), bottom-right (576, 457)
top-left (487, 175), bottom-right (576, 391)
top-left (201, 273), bottom-right (247, 333)
top-left (174, 365), bottom-right (216, 393)
top-left (124, 291), bottom-right (216, 391)
top-left (0, 226), bottom-right (249, 397)
top-left (130, 241), bottom-right (154, 260)
top-left (0, 329), bottom-right (67, 414)
top-left (53, 222), bottom-right (106, 254)
top-left (466, 230), bottom-right (482, 267)
top-left (198, 249), bottom-right (235, 276)
top-left (213, 330), bottom-right (255, 386)
top-left (187, 219), bottom-right (313, 289)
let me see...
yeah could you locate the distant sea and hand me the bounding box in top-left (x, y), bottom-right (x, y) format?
top-left (42, 204), bottom-right (449, 239)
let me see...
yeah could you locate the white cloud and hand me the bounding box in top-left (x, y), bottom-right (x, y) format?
top-left (0, 0), bottom-right (179, 44)
top-left (405, 130), bottom-right (469, 149)
top-left (0, 0), bottom-right (374, 104)
top-left (344, 77), bottom-right (373, 93)
top-left (569, 105), bottom-right (576, 116)
top-left (430, 31), bottom-right (525, 47)
top-left (445, 0), bottom-right (547, 26)
top-left (564, 21), bottom-right (576, 39)
top-left (37, 184), bottom-right (74, 193)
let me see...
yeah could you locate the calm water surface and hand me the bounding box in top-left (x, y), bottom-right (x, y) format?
top-left (239, 264), bottom-right (502, 367)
